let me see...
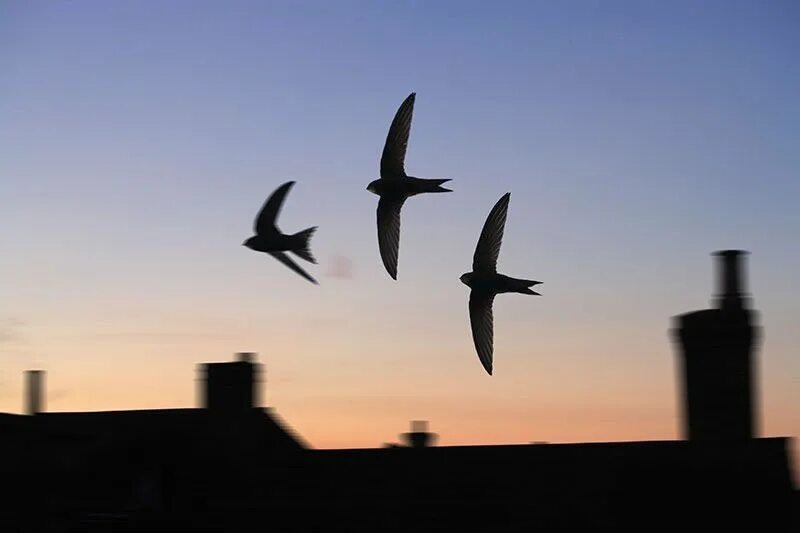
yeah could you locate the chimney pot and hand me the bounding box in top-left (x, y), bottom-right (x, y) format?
top-left (713, 250), bottom-right (750, 310)
top-left (25, 370), bottom-right (44, 415)
top-left (401, 420), bottom-right (437, 448)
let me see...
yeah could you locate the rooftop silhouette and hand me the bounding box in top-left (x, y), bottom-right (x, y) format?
top-left (0, 251), bottom-right (796, 531)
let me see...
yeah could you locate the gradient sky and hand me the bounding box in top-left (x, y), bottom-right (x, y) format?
top-left (1, 0), bottom-right (797, 470)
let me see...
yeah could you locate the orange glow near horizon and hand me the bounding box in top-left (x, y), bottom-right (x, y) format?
top-left (1, 330), bottom-right (795, 452)
top-left (2, 326), bottom-right (797, 487)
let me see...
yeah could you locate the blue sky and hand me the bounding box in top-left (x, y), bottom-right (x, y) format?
top-left (0, 1), bottom-right (797, 460)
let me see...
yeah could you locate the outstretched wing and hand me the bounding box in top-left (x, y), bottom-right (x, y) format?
top-left (255, 181), bottom-right (295, 235)
top-left (268, 251), bottom-right (318, 285)
top-left (376, 195), bottom-right (405, 280)
top-left (469, 290), bottom-right (495, 375)
top-left (472, 193), bottom-right (510, 273)
top-left (380, 93), bottom-right (415, 178)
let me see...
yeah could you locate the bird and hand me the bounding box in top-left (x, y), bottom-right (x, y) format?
top-left (367, 92), bottom-right (452, 280)
top-left (243, 181), bottom-right (318, 284)
top-left (460, 193), bottom-right (542, 375)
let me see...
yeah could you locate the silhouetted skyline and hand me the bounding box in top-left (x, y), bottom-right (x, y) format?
top-left (0, 1), bottom-right (797, 471)
top-left (2, 255), bottom-right (797, 529)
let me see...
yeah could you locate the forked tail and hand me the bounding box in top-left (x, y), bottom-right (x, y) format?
top-left (517, 279), bottom-right (542, 295)
top-left (291, 226), bottom-right (317, 264)
top-left (423, 178), bottom-right (452, 193)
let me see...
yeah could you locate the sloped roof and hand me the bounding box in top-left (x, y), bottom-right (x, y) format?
top-left (29, 407), bottom-right (307, 450)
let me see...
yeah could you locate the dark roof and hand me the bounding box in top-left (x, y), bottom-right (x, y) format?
top-left (29, 407), bottom-right (306, 449)
top-left (301, 438), bottom-right (796, 531)
top-left (1, 407), bottom-right (796, 531)
top-left (312, 437), bottom-right (794, 491)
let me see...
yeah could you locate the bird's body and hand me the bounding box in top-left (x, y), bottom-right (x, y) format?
top-left (367, 92), bottom-right (452, 280)
top-left (461, 193), bottom-right (541, 375)
top-left (460, 272), bottom-right (540, 295)
top-left (244, 232), bottom-right (308, 255)
top-left (367, 175), bottom-right (450, 198)
top-left (244, 181), bottom-right (318, 284)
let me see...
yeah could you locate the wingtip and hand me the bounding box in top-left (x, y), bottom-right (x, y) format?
top-left (382, 265), bottom-right (398, 280)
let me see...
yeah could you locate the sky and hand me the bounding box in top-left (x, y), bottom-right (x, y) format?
top-left (0, 0), bottom-right (798, 471)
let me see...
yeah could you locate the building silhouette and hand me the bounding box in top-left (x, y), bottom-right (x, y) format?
top-left (0, 251), bottom-right (796, 531)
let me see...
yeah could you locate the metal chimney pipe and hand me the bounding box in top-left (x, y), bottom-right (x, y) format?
top-left (714, 250), bottom-right (749, 310)
top-left (25, 370), bottom-right (44, 415)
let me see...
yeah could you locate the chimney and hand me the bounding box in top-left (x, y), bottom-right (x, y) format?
top-left (672, 250), bottom-right (760, 441)
top-left (237, 352), bottom-right (255, 363)
top-left (25, 370), bottom-right (45, 415)
top-left (401, 420), bottom-right (437, 448)
top-left (200, 353), bottom-right (261, 412)
top-left (714, 250), bottom-right (750, 310)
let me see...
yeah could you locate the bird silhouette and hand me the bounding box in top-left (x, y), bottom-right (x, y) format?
top-left (243, 181), bottom-right (318, 284)
top-left (460, 193), bottom-right (541, 375)
top-left (367, 92), bottom-right (452, 280)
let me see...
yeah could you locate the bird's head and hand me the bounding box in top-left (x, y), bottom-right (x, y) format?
top-left (459, 272), bottom-right (473, 287)
top-left (366, 179), bottom-right (380, 195)
top-left (242, 236), bottom-right (257, 249)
